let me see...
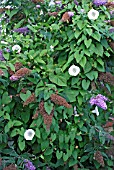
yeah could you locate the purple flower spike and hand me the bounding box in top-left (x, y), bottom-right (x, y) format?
top-left (89, 94), bottom-right (108, 110)
top-left (109, 27), bottom-right (114, 33)
top-left (0, 50), bottom-right (5, 61)
top-left (93, 0), bottom-right (107, 6)
top-left (24, 159), bottom-right (36, 170)
top-left (68, 11), bottom-right (74, 17)
top-left (13, 27), bottom-right (29, 35)
top-left (36, 5), bottom-right (41, 8)
top-left (10, 75), bottom-right (20, 81)
top-left (90, 98), bottom-right (106, 110)
top-left (74, 0), bottom-right (78, 6)
top-left (110, 10), bottom-right (114, 15)
top-left (6, 48), bottom-right (10, 52)
top-left (96, 94), bottom-right (108, 101)
top-left (55, 1), bottom-right (61, 5)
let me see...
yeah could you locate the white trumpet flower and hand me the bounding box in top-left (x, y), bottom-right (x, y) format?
top-left (24, 129), bottom-right (35, 141)
top-left (68, 65), bottom-right (80, 76)
top-left (92, 106), bottom-right (99, 116)
top-left (49, 0), bottom-right (55, 6)
top-left (88, 9), bottom-right (99, 20)
top-left (12, 45), bottom-right (21, 53)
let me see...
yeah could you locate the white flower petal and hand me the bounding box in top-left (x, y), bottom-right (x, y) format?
top-left (88, 9), bottom-right (99, 20)
top-left (50, 45), bottom-right (54, 51)
top-left (40, 10), bottom-right (43, 15)
top-left (12, 45), bottom-right (21, 53)
top-left (74, 106), bottom-right (79, 116)
top-left (68, 65), bottom-right (80, 76)
top-left (1, 41), bottom-right (8, 44)
top-left (24, 129), bottom-right (35, 140)
top-left (92, 106), bottom-right (99, 116)
top-left (49, 0), bottom-right (55, 6)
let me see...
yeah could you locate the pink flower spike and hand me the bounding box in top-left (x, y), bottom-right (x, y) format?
top-left (36, 5), bottom-right (41, 8)
top-left (68, 11), bottom-right (74, 17)
top-left (55, 1), bottom-right (61, 4)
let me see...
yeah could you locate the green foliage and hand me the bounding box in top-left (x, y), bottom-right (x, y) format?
top-left (0, 0), bottom-right (114, 169)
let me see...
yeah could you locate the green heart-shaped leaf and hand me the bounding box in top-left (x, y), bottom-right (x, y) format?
top-left (56, 150), bottom-right (63, 159)
top-left (20, 90), bottom-right (31, 101)
top-left (84, 39), bottom-right (92, 48)
top-left (44, 102), bottom-right (54, 115)
top-left (82, 79), bottom-right (90, 90)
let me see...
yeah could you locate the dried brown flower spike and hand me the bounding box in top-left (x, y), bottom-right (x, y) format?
top-left (50, 94), bottom-right (72, 108)
top-left (0, 69), bottom-right (4, 76)
top-left (10, 68), bottom-right (31, 81)
top-left (94, 151), bottom-right (105, 167)
top-left (32, 0), bottom-right (44, 3)
top-left (61, 12), bottom-right (70, 22)
top-left (23, 93), bottom-right (36, 106)
top-left (105, 2), bottom-right (114, 8)
top-left (14, 67), bottom-right (31, 77)
top-left (110, 20), bottom-right (114, 27)
top-left (98, 72), bottom-right (114, 86)
top-left (14, 62), bottom-right (23, 71)
top-left (3, 164), bottom-right (17, 170)
top-left (109, 42), bottom-right (114, 51)
top-left (21, 88), bottom-right (27, 94)
top-left (48, 12), bottom-right (58, 17)
top-left (39, 101), bottom-right (54, 130)
top-left (0, 158), bottom-right (2, 166)
top-left (7, 62), bottom-right (22, 75)
top-left (32, 110), bottom-right (39, 119)
top-left (0, 8), bottom-right (10, 13)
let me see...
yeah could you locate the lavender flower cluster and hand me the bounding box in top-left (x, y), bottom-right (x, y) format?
top-left (13, 27), bottom-right (29, 35)
top-left (74, 0), bottom-right (78, 6)
top-left (10, 75), bottom-right (21, 81)
top-left (24, 159), bottom-right (36, 170)
top-left (93, 0), bottom-right (107, 6)
top-left (89, 94), bottom-right (108, 110)
top-left (109, 27), bottom-right (114, 33)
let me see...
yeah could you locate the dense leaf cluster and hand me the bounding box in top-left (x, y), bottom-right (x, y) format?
top-left (0, 0), bottom-right (114, 169)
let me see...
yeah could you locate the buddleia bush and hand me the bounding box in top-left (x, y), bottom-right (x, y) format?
top-left (0, 0), bottom-right (114, 169)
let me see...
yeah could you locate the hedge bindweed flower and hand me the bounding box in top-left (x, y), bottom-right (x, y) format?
top-left (68, 11), bottom-right (74, 17)
top-left (68, 65), bottom-right (80, 76)
top-left (24, 159), bottom-right (36, 170)
top-left (74, 106), bottom-right (79, 116)
top-left (1, 41), bottom-right (8, 44)
top-left (50, 45), bottom-right (54, 51)
top-left (40, 10), bottom-right (43, 15)
top-left (24, 129), bottom-right (35, 140)
top-left (89, 94), bottom-right (108, 110)
top-left (12, 45), bottom-right (21, 53)
top-left (92, 106), bottom-right (99, 116)
top-left (80, 9), bottom-right (85, 13)
top-left (49, 0), bottom-right (55, 6)
top-left (93, 0), bottom-right (107, 6)
top-left (88, 9), bottom-right (99, 20)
